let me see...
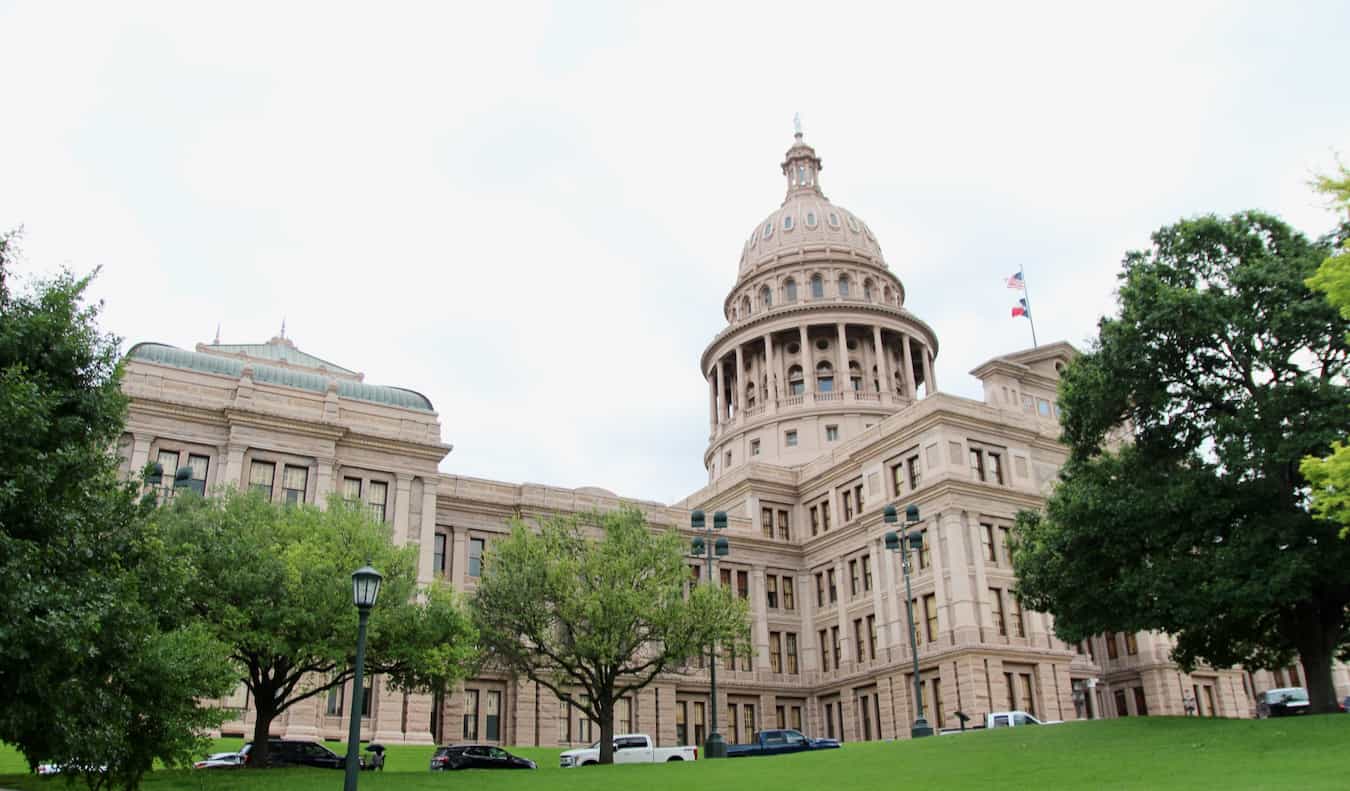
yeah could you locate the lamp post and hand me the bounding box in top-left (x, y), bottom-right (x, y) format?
top-left (689, 509), bottom-right (730, 758)
top-left (884, 504), bottom-right (933, 738)
top-left (344, 565), bottom-right (383, 791)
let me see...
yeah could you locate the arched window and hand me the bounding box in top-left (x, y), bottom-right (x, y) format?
top-left (810, 274), bottom-right (825, 299)
top-left (741, 296), bottom-right (751, 317)
top-left (872, 364), bottom-right (880, 393)
top-left (760, 286), bottom-right (773, 308)
top-left (864, 279), bottom-right (875, 301)
top-left (784, 279), bottom-right (798, 302)
top-left (849, 361), bottom-right (863, 392)
top-left (884, 286), bottom-right (894, 304)
top-left (763, 221), bottom-right (774, 240)
top-left (788, 365), bottom-right (805, 396)
top-left (746, 383), bottom-right (756, 408)
top-left (783, 214), bottom-right (794, 231)
top-left (846, 215), bottom-right (860, 233)
top-left (839, 275), bottom-right (851, 298)
top-left (816, 361), bottom-right (834, 393)
top-left (805, 211), bottom-right (817, 228)
top-left (828, 212), bottom-right (840, 228)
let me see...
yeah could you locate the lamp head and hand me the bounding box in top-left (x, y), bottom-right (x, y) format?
top-left (883, 505), bottom-right (897, 524)
top-left (145, 462), bottom-right (164, 486)
top-left (691, 536), bottom-right (706, 555)
top-left (713, 511), bottom-right (727, 530)
top-left (905, 504), bottom-right (920, 523)
top-left (908, 531), bottom-right (924, 551)
top-left (714, 536), bottom-right (729, 557)
top-left (173, 464), bottom-right (193, 487)
top-left (691, 509), bottom-right (705, 530)
top-left (884, 531), bottom-right (900, 552)
top-left (351, 565), bottom-right (383, 610)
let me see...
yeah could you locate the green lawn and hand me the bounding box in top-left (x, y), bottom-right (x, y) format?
top-left (2, 716), bottom-right (1346, 790)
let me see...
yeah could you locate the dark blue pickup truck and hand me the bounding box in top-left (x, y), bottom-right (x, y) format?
top-left (725, 729), bottom-right (841, 758)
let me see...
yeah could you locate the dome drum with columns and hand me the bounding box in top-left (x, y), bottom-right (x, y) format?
top-left (703, 132), bottom-right (939, 480)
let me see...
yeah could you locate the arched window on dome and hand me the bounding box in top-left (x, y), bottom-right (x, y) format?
top-left (783, 215), bottom-right (794, 231)
top-left (787, 365), bottom-right (804, 396)
top-left (849, 361), bottom-right (863, 392)
top-left (760, 286), bottom-right (773, 309)
top-left (815, 361), bottom-right (834, 393)
top-left (828, 212), bottom-right (841, 228)
top-left (872, 364), bottom-right (880, 393)
top-left (810, 274), bottom-right (825, 299)
top-left (763, 221), bottom-right (774, 240)
top-left (797, 165), bottom-right (807, 186)
top-left (740, 296), bottom-right (751, 317)
top-left (746, 382), bottom-right (756, 409)
top-left (846, 215), bottom-right (860, 233)
top-left (838, 275), bottom-right (851, 298)
top-left (785, 278), bottom-right (798, 303)
top-left (806, 211), bottom-right (817, 228)
top-left (863, 279), bottom-right (875, 302)
top-left (884, 286), bottom-right (894, 304)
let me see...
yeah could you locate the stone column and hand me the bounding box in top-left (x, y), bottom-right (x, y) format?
top-left (418, 477), bottom-right (439, 584)
top-left (734, 345), bottom-right (745, 417)
top-left (451, 528), bottom-right (470, 592)
top-left (220, 442), bottom-right (246, 490)
top-left (314, 456), bottom-right (336, 509)
top-left (799, 325), bottom-right (813, 396)
top-left (873, 325), bottom-right (892, 396)
top-left (869, 538), bottom-right (890, 654)
top-left (922, 345), bottom-right (936, 395)
top-left (940, 510), bottom-right (978, 647)
top-left (373, 680), bottom-right (406, 742)
top-left (393, 473), bottom-right (414, 546)
top-left (129, 433), bottom-right (153, 478)
top-left (835, 323), bottom-right (849, 395)
top-left (800, 575), bottom-right (819, 672)
top-left (752, 567), bottom-right (771, 670)
top-left (715, 359), bottom-right (726, 424)
top-left (878, 538), bottom-right (900, 659)
top-left (763, 334), bottom-right (777, 412)
top-left (901, 334), bottom-right (916, 399)
top-left (708, 373), bottom-right (717, 434)
top-left (834, 558), bottom-right (850, 671)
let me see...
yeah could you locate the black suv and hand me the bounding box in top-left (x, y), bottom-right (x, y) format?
top-left (239, 739), bottom-right (348, 769)
top-left (430, 744), bottom-right (536, 771)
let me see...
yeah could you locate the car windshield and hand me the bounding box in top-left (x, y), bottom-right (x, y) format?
top-left (1278, 689), bottom-right (1309, 703)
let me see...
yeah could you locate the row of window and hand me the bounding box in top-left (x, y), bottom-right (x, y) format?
top-left (767, 631), bottom-right (800, 674)
top-left (815, 613), bottom-right (880, 671)
top-left (759, 506), bottom-right (791, 540)
top-left (732, 273), bottom-right (897, 320)
top-left (989, 587), bottom-right (1027, 638)
top-left (432, 533), bottom-right (486, 579)
top-left (462, 688), bottom-right (503, 741)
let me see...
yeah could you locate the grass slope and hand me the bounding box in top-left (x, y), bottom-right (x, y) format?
top-left (1, 716), bottom-right (1345, 790)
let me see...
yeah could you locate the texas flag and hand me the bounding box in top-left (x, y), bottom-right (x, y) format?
top-left (1006, 271), bottom-right (1025, 290)
top-left (1011, 298), bottom-right (1030, 318)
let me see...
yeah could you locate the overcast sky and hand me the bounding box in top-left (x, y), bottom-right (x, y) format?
top-left (2, 1), bottom-right (1347, 503)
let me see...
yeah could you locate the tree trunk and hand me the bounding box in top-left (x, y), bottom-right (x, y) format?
top-left (1292, 600), bottom-right (1344, 714)
top-left (248, 692), bottom-right (277, 769)
top-left (597, 697), bottom-right (615, 765)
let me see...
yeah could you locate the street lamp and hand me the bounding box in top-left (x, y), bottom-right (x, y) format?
top-left (689, 509), bottom-right (729, 758)
top-left (884, 504), bottom-right (933, 738)
top-left (344, 565), bottom-right (383, 791)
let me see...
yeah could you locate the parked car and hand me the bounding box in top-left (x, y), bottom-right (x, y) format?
top-left (430, 744), bottom-right (536, 771)
top-left (559, 734), bottom-right (697, 767)
top-left (35, 762), bottom-right (105, 776)
top-left (986, 711), bottom-right (1062, 728)
top-left (193, 751), bottom-right (244, 769)
top-left (239, 739), bottom-right (351, 769)
top-left (1256, 687), bottom-right (1310, 718)
top-left (726, 729), bottom-right (841, 757)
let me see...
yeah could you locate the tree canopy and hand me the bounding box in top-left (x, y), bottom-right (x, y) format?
top-left (1012, 211), bottom-right (1350, 713)
top-left (0, 231), bottom-right (236, 789)
top-left (154, 489), bottom-right (477, 768)
top-left (470, 507), bottom-right (750, 764)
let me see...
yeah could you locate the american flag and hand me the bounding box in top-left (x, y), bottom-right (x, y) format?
top-left (1006, 271), bottom-right (1025, 290)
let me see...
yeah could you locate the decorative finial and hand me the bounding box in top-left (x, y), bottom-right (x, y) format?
top-left (793, 112), bottom-right (802, 139)
top-left (213, 323), bottom-right (221, 345)
top-left (280, 317), bottom-right (286, 340)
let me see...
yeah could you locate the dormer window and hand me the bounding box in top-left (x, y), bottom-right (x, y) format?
top-left (846, 215), bottom-right (860, 233)
top-left (761, 286), bottom-right (773, 308)
top-left (763, 222), bottom-right (774, 239)
top-left (839, 276), bottom-right (851, 297)
top-left (806, 211), bottom-right (817, 228)
top-left (783, 215), bottom-right (794, 231)
top-left (828, 212), bottom-right (840, 228)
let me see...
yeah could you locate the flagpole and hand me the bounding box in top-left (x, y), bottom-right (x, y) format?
top-left (1020, 264), bottom-right (1038, 348)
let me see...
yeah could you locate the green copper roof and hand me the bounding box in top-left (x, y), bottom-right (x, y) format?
top-left (204, 341), bottom-right (359, 376)
top-left (126, 342), bottom-right (435, 412)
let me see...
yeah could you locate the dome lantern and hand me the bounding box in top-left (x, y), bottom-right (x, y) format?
top-left (781, 119), bottom-right (824, 200)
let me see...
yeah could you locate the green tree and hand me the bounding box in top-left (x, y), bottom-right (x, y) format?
top-left (1302, 164), bottom-right (1350, 538)
top-left (470, 507), bottom-right (750, 765)
top-left (0, 230), bottom-right (236, 789)
top-left (1012, 212), bottom-right (1350, 713)
top-left (154, 489), bottom-right (476, 768)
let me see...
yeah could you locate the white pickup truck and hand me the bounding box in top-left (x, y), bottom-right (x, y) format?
top-left (558, 734), bottom-right (697, 767)
top-left (986, 710), bottom-right (1062, 728)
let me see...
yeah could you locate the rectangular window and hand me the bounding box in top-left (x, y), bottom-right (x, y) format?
top-left (827, 569), bottom-right (837, 603)
top-left (824, 703), bottom-right (835, 738)
top-left (361, 679), bottom-right (373, 718)
top-left (999, 526), bottom-right (1011, 566)
top-left (826, 425), bottom-right (839, 442)
top-left (777, 509), bottom-right (790, 540)
top-left (862, 555), bottom-right (872, 591)
top-left (1037, 398), bottom-right (1052, 417)
top-left (1009, 592), bottom-right (1026, 638)
top-left (282, 464), bottom-right (308, 505)
top-left (853, 618), bottom-right (865, 663)
top-left (1132, 687), bottom-right (1148, 716)
top-left (463, 690), bottom-right (479, 740)
top-left (249, 460), bottom-right (275, 500)
top-left (751, 439), bottom-right (761, 456)
top-left (326, 684), bottom-right (343, 716)
top-left (743, 705), bottom-right (755, 743)
top-left (918, 529), bottom-right (931, 570)
top-left (725, 451), bottom-right (732, 468)
top-left (1106, 632), bottom-right (1119, 660)
top-left (1005, 673), bottom-right (1017, 711)
top-left (485, 690), bottom-right (501, 740)
top-left (818, 629), bottom-right (830, 671)
top-left (675, 701), bottom-right (687, 746)
top-left (367, 480), bottom-right (388, 522)
top-left (783, 576), bottom-right (795, 610)
top-left (891, 462), bottom-right (905, 495)
top-left (693, 701), bottom-right (706, 746)
top-left (433, 532), bottom-right (447, 576)
top-left (932, 678), bottom-right (945, 729)
top-left (156, 449), bottom-right (180, 499)
top-left (911, 598), bottom-right (922, 645)
top-left (821, 500), bottom-right (831, 532)
top-left (907, 455), bottom-right (922, 489)
top-left (790, 706), bottom-right (802, 731)
top-left (762, 507), bottom-right (774, 538)
top-left (1114, 689), bottom-right (1128, 717)
top-left (988, 452), bottom-right (1004, 485)
top-left (728, 703), bottom-right (739, 744)
top-left (1020, 673), bottom-right (1035, 716)
top-left (866, 614), bottom-right (877, 660)
top-left (831, 626), bottom-right (841, 668)
top-left (775, 705), bottom-right (786, 729)
top-left (785, 430), bottom-right (798, 447)
top-left (982, 523), bottom-right (996, 562)
top-left (560, 696), bottom-right (574, 743)
top-left (842, 491), bottom-right (853, 521)
top-left (969, 448), bottom-right (986, 481)
top-left (1125, 632), bottom-right (1138, 655)
top-left (737, 570), bottom-right (749, 600)
top-left (849, 559), bottom-right (859, 596)
top-left (786, 632), bottom-right (798, 674)
top-left (185, 454), bottom-right (209, 495)
top-left (854, 484), bottom-right (864, 511)
top-left (815, 573), bottom-right (825, 607)
top-left (767, 575), bottom-right (778, 608)
top-left (343, 476), bottom-right (362, 502)
top-left (469, 538), bottom-right (485, 577)
top-left (991, 588), bottom-right (1006, 636)
top-left (770, 632), bottom-right (782, 673)
top-left (924, 594), bottom-right (938, 642)
top-left (618, 697), bottom-right (632, 734)
top-left (811, 506), bottom-right (820, 536)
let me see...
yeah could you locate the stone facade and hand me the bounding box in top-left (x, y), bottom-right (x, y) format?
top-left (119, 132), bottom-right (1347, 748)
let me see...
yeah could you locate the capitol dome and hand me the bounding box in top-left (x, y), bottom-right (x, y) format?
top-left (737, 133), bottom-right (886, 280)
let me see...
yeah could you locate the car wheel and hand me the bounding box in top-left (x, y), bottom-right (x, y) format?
top-left (666, 757), bottom-right (683, 762)
top-left (582, 761), bottom-right (596, 767)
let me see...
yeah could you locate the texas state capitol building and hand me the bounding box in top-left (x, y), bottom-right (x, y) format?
top-left (119, 131), bottom-right (1321, 748)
